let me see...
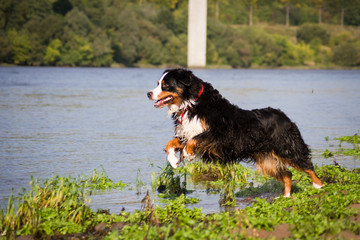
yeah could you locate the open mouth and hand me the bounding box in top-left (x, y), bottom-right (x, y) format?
top-left (154, 95), bottom-right (174, 108)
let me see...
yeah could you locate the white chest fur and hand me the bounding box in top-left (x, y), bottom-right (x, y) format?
top-left (175, 112), bottom-right (204, 141)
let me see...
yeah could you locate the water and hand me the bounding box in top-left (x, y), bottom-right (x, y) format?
top-left (0, 67), bottom-right (359, 213)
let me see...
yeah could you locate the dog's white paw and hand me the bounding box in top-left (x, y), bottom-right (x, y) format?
top-left (313, 183), bottom-right (323, 189)
top-left (167, 149), bottom-right (179, 169)
top-left (283, 193), bottom-right (291, 198)
top-left (183, 149), bottom-right (195, 162)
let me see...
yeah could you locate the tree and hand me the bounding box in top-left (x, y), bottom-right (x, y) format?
top-left (52, 0), bottom-right (73, 16)
top-left (333, 41), bottom-right (360, 66)
top-left (111, 6), bottom-right (140, 66)
top-left (7, 29), bottom-right (31, 64)
top-left (296, 23), bottom-right (330, 45)
top-left (327, 0), bottom-right (352, 27)
top-left (60, 35), bottom-right (93, 66)
top-left (91, 28), bottom-right (113, 66)
top-left (0, 30), bottom-right (12, 62)
top-left (43, 39), bottom-right (62, 65)
top-left (165, 34), bottom-right (187, 66)
top-left (225, 39), bottom-right (251, 68)
top-left (64, 7), bottom-right (92, 38)
top-left (315, 0), bottom-right (324, 24)
top-left (244, 0), bottom-right (258, 26)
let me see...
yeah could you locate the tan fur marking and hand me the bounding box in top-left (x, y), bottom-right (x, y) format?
top-left (184, 139), bottom-right (197, 156)
top-left (200, 118), bottom-right (208, 131)
top-left (255, 152), bottom-right (287, 179)
top-left (255, 152), bottom-right (293, 197)
top-left (165, 138), bottom-right (184, 154)
top-left (156, 91), bottom-right (181, 107)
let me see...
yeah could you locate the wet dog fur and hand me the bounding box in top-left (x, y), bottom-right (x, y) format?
top-left (147, 68), bottom-right (324, 197)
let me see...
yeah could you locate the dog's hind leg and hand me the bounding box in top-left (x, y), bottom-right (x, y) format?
top-left (304, 169), bottom-right (324, 189)
top-left (255, 153), bottom-right (293, 197)
top-left (165, 138), bottom-right (184, 169)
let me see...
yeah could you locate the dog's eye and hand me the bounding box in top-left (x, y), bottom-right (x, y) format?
top-left (162, 83), bottom-right (169, 88)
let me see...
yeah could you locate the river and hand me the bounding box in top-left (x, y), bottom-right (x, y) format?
top-left (0, 67), bottom-right (359, 213)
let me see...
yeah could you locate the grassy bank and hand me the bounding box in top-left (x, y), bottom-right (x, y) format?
top-left (1, 166), bottom-right (359, 239)
top-left (1, 135), bottom-right (360, 239)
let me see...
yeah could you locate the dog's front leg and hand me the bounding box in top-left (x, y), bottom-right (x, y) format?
top-left (183, 139), bottom-right (197, 162)
top-left (165, 138), bottom-right (184, 168)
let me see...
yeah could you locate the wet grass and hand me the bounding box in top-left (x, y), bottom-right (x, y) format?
top-left (1, 154), bottom-right (360, 239)
top-left (0, 168), bottom-right (127, 238)
top-left (323, 133), bottom-right (360, 158)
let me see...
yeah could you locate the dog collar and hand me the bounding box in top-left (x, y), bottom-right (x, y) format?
top-left (178, 84), bottom-right (204, 125)
top-left (195, 84), bottom-right (204, 101)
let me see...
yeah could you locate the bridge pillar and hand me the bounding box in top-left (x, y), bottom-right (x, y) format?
top-left (187, 0), bottom-right (207, 68)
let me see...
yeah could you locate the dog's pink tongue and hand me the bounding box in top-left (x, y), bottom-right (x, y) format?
top-left (154, 99), bottom-right (165, 108)
top-left (154, 96), bottom-right (171, 108)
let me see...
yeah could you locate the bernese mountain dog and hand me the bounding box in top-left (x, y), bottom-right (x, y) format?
top-left (147, 68), bottom-right (324, 197)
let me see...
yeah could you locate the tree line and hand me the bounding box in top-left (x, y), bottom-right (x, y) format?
top-left (0, 0), bottom-right (359, 68)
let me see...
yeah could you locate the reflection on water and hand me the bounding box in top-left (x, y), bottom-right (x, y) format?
top-left (0, 67), bottom-right (359, 213)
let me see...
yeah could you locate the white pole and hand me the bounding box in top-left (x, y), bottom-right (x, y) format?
top-left (187, 0), bottom-right (207, 68)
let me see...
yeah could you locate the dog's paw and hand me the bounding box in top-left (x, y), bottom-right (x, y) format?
top-left (167, 149), bottom-right (179, 169)
top-left (313, 182), bottom-right (324, 189)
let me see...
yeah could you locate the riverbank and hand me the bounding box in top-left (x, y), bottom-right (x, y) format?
top-left (1, 164), bottom-right (359, 239)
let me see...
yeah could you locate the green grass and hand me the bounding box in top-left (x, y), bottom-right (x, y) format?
top-left (322, 133), bottom-right (360, 158)
top-left (0, 168), bottom-right (127, 238)
top-left (107, 165), bottom-right (360, 240)
top-left (1, 158), bottom-right (360, 239)
top-left (155, 161), bottom-right (251, 206)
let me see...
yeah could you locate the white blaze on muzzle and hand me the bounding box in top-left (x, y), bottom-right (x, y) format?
top-left (150, 72), bottom-right (168, 100)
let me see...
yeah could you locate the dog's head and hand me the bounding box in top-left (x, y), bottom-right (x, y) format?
top-left (147, 68), bottom-right (202, 110)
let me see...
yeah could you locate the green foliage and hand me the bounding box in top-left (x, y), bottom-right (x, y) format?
top-left (296, 23), bottom-right (330, 44)
top-left (43, 39), bottom-right (62, 65)
top-left (333, 41), bottom-right (360, 67)
top-left (155, 164), bottom-right (188, 196)
top-left (1, 0), bottom-right (360, 67)
top-left (155, 161), bottom-right (250, 206)
top-left (322, 133), bottom-right (360, 158)
top-left (87, 168), bottom-right (127, 190)
top-left (7, 29), bottom-right (31, 64)
top-left (111, 165), bottom-right (360, 240)
top-left (1, 163), bottom-right (360, 239)
top-left (0, 168), bottom-right (127, 238)
top-left (60, 35), bottom-right (93, 66)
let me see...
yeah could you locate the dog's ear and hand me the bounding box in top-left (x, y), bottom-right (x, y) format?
top-left (177, 69), bottom-right (193, 86)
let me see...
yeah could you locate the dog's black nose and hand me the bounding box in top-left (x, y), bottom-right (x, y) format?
top-left (147, 92), bottom-right (153, 99)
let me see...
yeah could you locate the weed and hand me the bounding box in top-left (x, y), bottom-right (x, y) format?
top-left (87, 168), bottom-right (127, 190)
top-left (155, 161), bottom-right (250, 206)
top-left (136, 168), bottom-right (143, 195)
top-left (322, 133), bottom-right (360, 158)
top-left (156, 164), bottom-right (188, 196)
top-left (0, 168), bottom-right (127, 238)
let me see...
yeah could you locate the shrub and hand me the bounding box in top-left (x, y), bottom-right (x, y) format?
top-left (333, 41), bottom-right (360, 66)
top-left (296, 23), bottom-right (330, 45)
top-left (226, 39), bottom-right (251, 68)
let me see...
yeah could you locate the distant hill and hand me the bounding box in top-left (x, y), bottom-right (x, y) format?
top-left (0, 0), bottom-right (359, 68)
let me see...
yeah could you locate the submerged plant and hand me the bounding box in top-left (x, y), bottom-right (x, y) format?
top-left (107, 164), bottom-right (360, 239)
top-left (322, 133), bottom-right (360, 158)
top-left (156, 161), bottom-right (251, 206)
top-left (87, 168), bottom-right (127, 190)
top-left (156, 164), bottom-right (188, 196)
top-left (136, 168), bottom-right (144, 195)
